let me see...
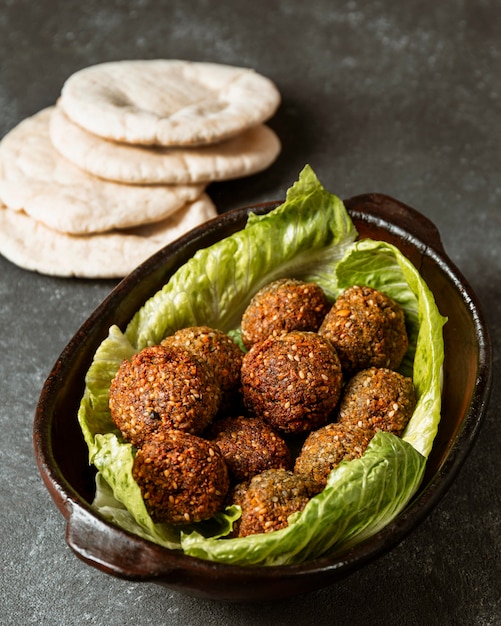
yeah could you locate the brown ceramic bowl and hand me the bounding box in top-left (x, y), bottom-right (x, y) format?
top-left (34, 193), bottom-right (492, 602)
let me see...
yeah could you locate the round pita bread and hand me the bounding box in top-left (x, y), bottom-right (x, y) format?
top-left (59, 60), bottom-right (281, 146)
top-left (49, 106), bottom-right (281, 185)
top-left (0, 108), bottom-right (205, 235)
top-left (0, 194), bottom-right (217, 278)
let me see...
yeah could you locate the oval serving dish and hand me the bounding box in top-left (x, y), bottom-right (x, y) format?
top-left (34, 193), bottom-right (492, 602)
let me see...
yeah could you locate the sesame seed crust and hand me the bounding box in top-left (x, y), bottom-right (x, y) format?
top-left (132, 429), bottom-right (230, 525)
top-left (109, 343), bottom-right (221, 447)
top-left (240, 278), bottom-right (331, 349)
top-left (337, 366), bottom-right (416, 436)
top-left (318, 285), bottom-right (409, 375)
top-left (208, 415), bottom-right (292, 482)
top-left (161, 325), bottom-right (243, 394)
top-left (294, 422), bottom-right (375, 487)
top-left (240, 331), bottom-right (343, 434)
top-left (108, 280), bottom-right (417, 535)
top-left (231, 468), bottom-right (323, 537)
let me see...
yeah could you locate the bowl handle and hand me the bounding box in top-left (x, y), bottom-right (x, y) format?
top-left (66, 504), bottom-right (174, 580)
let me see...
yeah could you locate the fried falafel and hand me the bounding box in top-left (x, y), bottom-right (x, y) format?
top-left (318, 285), bottom-right (408, 375)
top-left (240, 278), bottom-right (331, 349)
top-left (294, 422), bottom-right (375, 487)
top-left (161, 326), bottom-right (243, 400)
top-left (109, 344), bottom-right (221, 447)
top-left (337, 366), bottom-right (416, 436)
top-left (208, 415), bottom-right (292, 482)
top-left (241, 330), bottom-right (343, 434)
top-left (231, 468), bottom-right (322, 537)
top-left (132, 429), bottom-right (229, 525)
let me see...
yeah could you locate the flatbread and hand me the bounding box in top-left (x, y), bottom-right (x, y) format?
top-left (0, 108), bottom-right (205, 235)
top-left (0, 194), bottom-right (217, 278)
top-left (49, 105), bottom-right (281, 184)
top-left (59, 60), bottom-right (281, 146)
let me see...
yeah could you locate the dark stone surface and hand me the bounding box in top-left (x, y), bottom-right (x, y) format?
top-left (0, 1), bottom-right (499, 624)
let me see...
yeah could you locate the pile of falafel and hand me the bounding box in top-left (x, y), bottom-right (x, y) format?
top-left (109, 278), bottom-right (416, 538)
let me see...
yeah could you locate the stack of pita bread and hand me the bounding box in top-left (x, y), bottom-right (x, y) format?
top-left (0, 60), bottom-right (281, 278)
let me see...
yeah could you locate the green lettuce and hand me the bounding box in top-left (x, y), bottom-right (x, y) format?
top-left (125, 164), bottom-right (358, 350)
top-left (182, 432), bottom-right (425, 564)
top-left (77, 165), bottom-right (446, 565)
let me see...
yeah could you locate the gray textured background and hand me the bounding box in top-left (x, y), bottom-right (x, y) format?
top-left (1, 1), bottom-right (499, 624)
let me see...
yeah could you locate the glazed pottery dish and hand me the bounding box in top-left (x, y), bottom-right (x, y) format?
top-left (34, 168), bottom-right (491, 601)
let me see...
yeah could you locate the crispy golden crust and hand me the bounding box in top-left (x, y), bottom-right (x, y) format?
top-left (161, 326), bottom-right (243, 393)
top-left (233, 469), bottom-right (322, 537)
top-left (294, 422), bottom-right (375, 487)
top-left (241, 331), bottom-right (343, 434)
top-left (132, 429), bottom-right (229, 524)
top-left (118, 284), bottom-right (413, 532)
top-left (109, 344), bottom-right (221, 447)
top-left (337, 367), bottom-right (416, 436)
top-left (208, 415), bottom-right (292, 482)
top-left (318, 285), bottom-right (408, 375)
top-left (241, 278), bottom-right (330, 349)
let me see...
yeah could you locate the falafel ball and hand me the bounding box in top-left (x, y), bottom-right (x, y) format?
top-left (232, 468), bottom-right (323, 537)
top-left (318, 285), bottom-right (408, 375)
top-left (294, 422), bottom-right (375, 487)
top-left (241, 331), bottom-right (343, 434)
top-left (337, 366), bottom-right (416, 436)
top-left (161, 326), bottom-right (243, 399)
top-left (208, 415), bottom-right (292, 482)
top-left (132, 429), bottom-right (229, 525)
top-left (240, 278), bottom-right (331, 349)
top-left (109, 344), bottom-right (221, 447)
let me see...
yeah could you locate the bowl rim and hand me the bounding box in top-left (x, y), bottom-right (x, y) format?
top-left (33, 193), bottom-right (493, 596)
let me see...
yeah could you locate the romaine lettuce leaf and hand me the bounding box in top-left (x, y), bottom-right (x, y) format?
top-left (124, 164), bottom-right (358, 350)
top-left (91, 434), bottom-right (182, 549)
top-left (180, 238), bottom-right (446, 564)
top-left (181, 432), bottom-right (426, 565)
top-left (335, 239), bottom-right (446, 457)
top-left (77, 165), bottom-right (446, 566)
top-left (78, 324), bottom-right (136, 454)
